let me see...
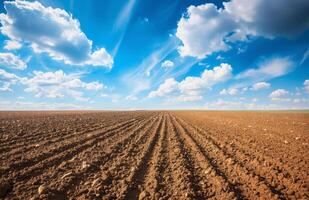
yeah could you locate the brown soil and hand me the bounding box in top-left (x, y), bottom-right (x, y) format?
top-left (0, 111), bottom-right (308, 199)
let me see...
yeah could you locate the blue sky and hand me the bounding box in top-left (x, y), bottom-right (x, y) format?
top-left (0, 0), bottom-right (308, 110)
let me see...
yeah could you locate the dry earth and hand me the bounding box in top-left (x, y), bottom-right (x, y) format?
top-left (0, 111), bottom-right (308, 200)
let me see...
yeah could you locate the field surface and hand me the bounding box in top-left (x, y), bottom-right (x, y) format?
top-left (0, 111), bottom-right (308, 200)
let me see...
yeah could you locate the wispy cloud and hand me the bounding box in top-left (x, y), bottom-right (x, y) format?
top-left (112, 0), bottom-right (137, 57)
top-left (300, 48), bottom-right (309, 65)
top-left (123, 37), bottom-right (178, 94)
top-left (232, 57), bottom-right (294, 89)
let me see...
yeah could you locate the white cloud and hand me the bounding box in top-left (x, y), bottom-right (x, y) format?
top-left (176, 4), bottom-right (235, 58)
top-left (220, 88), bottom-right (238, 95)
top-left (100, 93), bottom-right (109, 98)
top-left (304, 80), bottom-right (309, 93)
top-left (149, 63), bottom-right (232, 102)
top-left (0, 68), bottom-right (20, 91)
top-left (161, 60), bottom-right (174, 68)
top-left (23, 70), bottom-right (103, 100)
top-left (112, 0), bottom-right (137, 57)
top-left (176, 0), bottom-right (309, 58)
top-left (100, 93), bottom-right (122, 103)
top-left (174, 95), bottom-right (202, 102)
top-left (250, 82), bottom-right (270, 91)
top-left (0, 100), bottom-right (89, 110)
top-left (0, 0), bottom-right (113, 68)
top-left (269, 89), bottom-right (289, 99)
top-left (301, 48), bottom-right (309, 65)
top-left (114, 0), bottom-right (136, 30)
top-left (125, 95), bottom-right (138, 101)
top-left (0, 82), bottom-right (12, 92)
top-left (123, 37), bottom-right (177, 93)
top-left (293, 98), bottom-right (308, 103)
top-left (205, 99), bottom-right (242, 109)
top-left (148, 78), bottom-right (178, 98)
top-left (0, 68), bottom-right (20, 81)
top-left (270, 97), bottom-right (292, 102)
top-left (224, 0), bottom-right (309, 37)
top-left (236, 57), bottom-right (293, 80)
top-left (4, 40), bottom-right (21, 50)
top-left (204, 97), bottom-right (309, 110)
top-left (0, 52), bottom-right (27, 70)
top-left (179, 63), bottom-right (232, 92)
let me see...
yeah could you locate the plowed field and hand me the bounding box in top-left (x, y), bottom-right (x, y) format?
top-left (0, 111), bottom-right (308, 200)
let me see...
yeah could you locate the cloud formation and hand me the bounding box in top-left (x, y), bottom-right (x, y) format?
top-left (4, 40), bottom-right (22, 50)
top-left (176, 0), bottom-right (309, 58)
top-left (0, 0), bottom-right (113, 68)
top-left (269, 89), bottom-right (289, 99)
top-left (149, 63), bottom-right (232, 102)
top-left (0, 52), bottom-right (27, 70)
top-left (220, 88), bottom-right (238, 95)
top-left (304, 80), bottom-right (309, 93)
top-left (161, 60), bottom-right (174, 68)
top-left (236, 57), bottom-right (294, 80)
top-left (23, 70), bottom-right (103, 100)
top-left (250, 82), bottom-right (270, 91)
top-left (0, 68), bottom-right (21, 91)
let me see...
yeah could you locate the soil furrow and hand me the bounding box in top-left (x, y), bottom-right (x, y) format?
top-left (94, 115), bottom-right (163, 200)
top-left (174, 115), bottom-right (291, 199)
top-left (180, 113), bottom-right (308, 183)
top-left (5, 116), bottom-right (154, 199)
top-left (177, 117), bottom-right (309, 199)
top-left (0, 120), bottom-right (108, 155)
top-left (58, 115), bottom-right (160, 200)
top-left (1, 118), bottom-right (140, 177)
top-left (1, 116), bottom-right (143, 163)
top-left (160, 114), bottom-right (203, 199)
top-left (0, 111), bottom-right (307, 200)
top-left (123, 114), bottom-right (166, 200)
top-left (132, 114), bottom-right (170, 199)
top-left (0, 116), bottom-right (113, 150)
top-left (170, 115), bottom-right (240, 199)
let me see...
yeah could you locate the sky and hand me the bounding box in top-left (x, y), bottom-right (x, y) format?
top-left (0, 0), bottom-right (308, 110)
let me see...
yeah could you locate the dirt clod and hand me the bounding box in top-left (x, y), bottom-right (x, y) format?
top-left (0, 182), bottom-right (12, 198)
top-left (138, 191), bottom-right (148, 200)
top-left (38, 184), bottom-right (47, 195)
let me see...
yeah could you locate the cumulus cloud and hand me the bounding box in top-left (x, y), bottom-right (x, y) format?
top-left (269, 89), bottom-right (289, 101)
top-left (22, 70), bottom-right (103, 100)
top-left (0, 0), bottom-right (113, 68)
top-left (149, 63), bottom-right (232, 102)
top-left (236, 57), bottom-right (294, 80)
top-left (161, 60), bottom-right (174, 68)
top-left (179, 63), bottom-right (232, 92)
top-left (0, 68), bottom-right (20, 91)
top-left (250, 82), bottom-right (270, 91)
top-left (304, 80), bottom-right (309, 93)
top-left (176, 4), bottom-right (235, 58)
top-left (176, 0), bottom-right (309, 58)
top-left (148, 78), bottom-right (178, 98)
top-left (0, 52), bottom-right (27, 70)
top-left (4, 40), bottom-right (22, 50)
top-left (220, 88), bottom-right (238, 95)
